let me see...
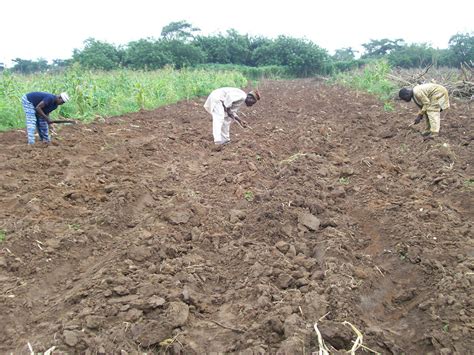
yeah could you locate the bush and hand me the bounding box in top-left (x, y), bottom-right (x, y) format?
top-left (195, 64), bottom-right (290, 79)
top-left (333, 59), bottom-right (397, 106)
top-left (332, 59), bottom-right (370, 73)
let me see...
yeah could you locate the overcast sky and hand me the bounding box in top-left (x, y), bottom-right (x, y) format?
top-left (1, 0), bottom-right (473, 67)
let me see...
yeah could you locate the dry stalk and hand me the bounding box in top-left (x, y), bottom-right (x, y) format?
top-left (319, 312), bottom-right (331, 321)
top-left (375, 265), bottom-right (385, 277)
top-left (279, 152), bottom-right (307, 165)
top-left (161, 333), bottom-right (183, 351)
top-left (343, 321), bottom-right (363, 354)
top-left (412, 63), bottom-right (433, 83)
top-left (313, 320), bottom-right (380, 354)
top-left (313, 322), bottom-right (330, 355)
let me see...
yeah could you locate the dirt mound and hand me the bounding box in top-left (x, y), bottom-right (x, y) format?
top-left (1, 79), bottom-right (472, 354)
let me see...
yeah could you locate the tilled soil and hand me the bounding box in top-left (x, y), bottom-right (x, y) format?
top-left (0, 79), bottom-right (473, 354)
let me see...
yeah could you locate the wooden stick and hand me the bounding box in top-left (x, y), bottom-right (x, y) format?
top-left (51, 119), bottom-right (77, 124)
top-left (411, 63), bottom-right (433, 83)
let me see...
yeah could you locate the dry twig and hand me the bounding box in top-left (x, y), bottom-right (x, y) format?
top-left (209, 319), bottom-right (246, 333)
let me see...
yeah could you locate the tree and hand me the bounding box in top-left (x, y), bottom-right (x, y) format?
top-left (225, 29), bottom-right (252, 65)
top-left (448, 32), bottom-right (474, 66)
top-left (194, 30), bottom-right (258, 65)
top-left (123, 39), bottom-right (170, 70)
top-left (252, 36), bottom-right (330, 76)
top-left (388, 43), bottom-right (436, 68)
top-left (51, 59), bottom-right (72, 71)
top-left (362, 38), bottom-right (405, 58)
top-left (158, 40), bottom-right (205, 69)
top-left (161, 20), bottom-right (200, 42)
top-left (194, 34), bottom-right (232, 63)
top-left (436, 48), bottom-right (455, 67)
top-left (333, 47), bottom-right (357, 61)
top-left (11, 58), bottom-right (49, 74)
top-left (247, 36), bottom-right (274, 66)
top-left (72, 38), bottom-right (123, 70)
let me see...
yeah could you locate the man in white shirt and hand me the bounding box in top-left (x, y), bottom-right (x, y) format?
top-left (204, 88), bottom-right (260, 146)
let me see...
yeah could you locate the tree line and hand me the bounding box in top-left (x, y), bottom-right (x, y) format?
top-left (2, 21), bottom-right (473, 76)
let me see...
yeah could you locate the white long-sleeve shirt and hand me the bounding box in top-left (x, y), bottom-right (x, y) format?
top-left (204, 87), bottom-right (247, 116)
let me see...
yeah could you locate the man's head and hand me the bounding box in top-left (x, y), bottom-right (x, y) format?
top-left (57, 92), bottom-right (70, 105)
top-left (245, 90), bottom-right (261, 106)
top-left (398, 88), bottom-right (413, 102)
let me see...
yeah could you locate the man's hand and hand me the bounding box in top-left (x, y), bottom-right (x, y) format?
top-left (232, 115), bottom-right (248, 129)
top-left (414, 114), bottom-right (423, 125)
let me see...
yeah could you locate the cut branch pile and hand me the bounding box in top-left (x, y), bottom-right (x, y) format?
top-left (389, 63), bottom-right (474, 100)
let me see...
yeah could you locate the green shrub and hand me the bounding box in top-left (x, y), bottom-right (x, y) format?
top-left (195, 64), bottom-right (290, 79)
top-left (333, 59), bottom-right (397, 104)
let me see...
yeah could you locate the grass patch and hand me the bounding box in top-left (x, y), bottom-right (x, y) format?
top-left (0, 230), bottom-right (6, 242)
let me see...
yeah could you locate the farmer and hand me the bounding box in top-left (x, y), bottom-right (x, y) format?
top-left (21, 91), bottom-right (70, 144)
top-left (399, 83), bottom-right (450, 140)
top-left (204, 88), bottom-right (260, 146)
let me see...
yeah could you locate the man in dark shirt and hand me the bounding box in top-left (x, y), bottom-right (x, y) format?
top-left (21, 92), bottom-right (70, 144)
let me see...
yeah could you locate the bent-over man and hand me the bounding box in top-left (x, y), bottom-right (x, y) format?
top-left (399, 83), bottom-right (449, 140)
top-left (21, 91), bottom-right (70, 144)
top-left (204, 88), bottom-right (260, 146)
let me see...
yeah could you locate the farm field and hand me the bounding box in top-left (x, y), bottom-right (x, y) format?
top-left (0, 79), bottom-right (472, 353)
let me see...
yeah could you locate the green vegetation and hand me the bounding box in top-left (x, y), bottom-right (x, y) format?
top-left (6, 28), bottom-right (472, 76)
top-left (244, 191), bottom-right (254, 202)
top-left (357, 35), bottom-right (474, 68)
top-left (0, 65), bottom-right (247, 131)
top-left (464, 179), bottom-right (474, 189)
top-left (0, 230), bottom-right (5, 242)
top-left (68, 223), bottom-right (81, 231)
top-left (1, 21), bottom-right (471, 131)
top-left (334, 59), bottom-right (397, 106)
top-left (338, 177), bottom-right (350, 185)
top-left (196, 64), bottom-right (289, 80)
top-left (2, 20), bottom-right (471, 77)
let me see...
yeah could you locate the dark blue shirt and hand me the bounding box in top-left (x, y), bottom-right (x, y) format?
top-left (26, 92), bottom-right (58, 115)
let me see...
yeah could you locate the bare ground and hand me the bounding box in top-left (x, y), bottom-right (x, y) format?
top-left (0, 79), bottom-right (473, 354)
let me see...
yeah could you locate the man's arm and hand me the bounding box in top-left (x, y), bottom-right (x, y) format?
top-left (226, 108), bottom-right (248, 128)
top-left (222, 102), bottom-right (247, 127)
top-left (412, 89), bottom-right (431, 124)
top-left (35, 101), bottom-right (52, 124)
top-left (413, 90), bottom-right (430, 116)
